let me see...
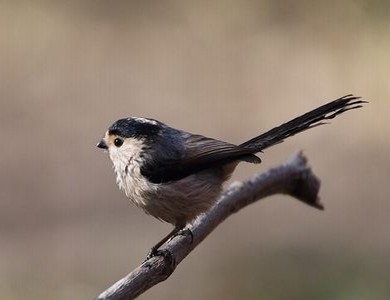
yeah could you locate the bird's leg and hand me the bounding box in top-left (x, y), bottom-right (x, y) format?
top-left (145, 225), bottom-right (182, 261)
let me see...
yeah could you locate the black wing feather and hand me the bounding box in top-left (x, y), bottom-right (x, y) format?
top-left (141, 135), bottom-right (260, 183)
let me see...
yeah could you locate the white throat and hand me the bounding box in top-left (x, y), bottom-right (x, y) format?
top-left (108, 138), bottom-right (144, 193)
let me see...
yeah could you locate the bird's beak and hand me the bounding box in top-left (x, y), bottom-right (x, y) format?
top-left (97, 139), bottom-right (108, 150)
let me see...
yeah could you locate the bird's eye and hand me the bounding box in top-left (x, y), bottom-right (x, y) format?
top-left (114, 138), bottom-right (124, 147)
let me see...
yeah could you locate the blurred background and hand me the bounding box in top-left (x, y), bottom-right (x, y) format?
top-left (0, 1), bottom-right (388, 299)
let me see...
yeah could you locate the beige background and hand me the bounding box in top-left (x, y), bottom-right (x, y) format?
top-left (1, 1), bottom-right (389, 299)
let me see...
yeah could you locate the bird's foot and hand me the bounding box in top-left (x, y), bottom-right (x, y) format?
top-left (142, 227), bottom-right (192, 265)
top-left (143, 248), bottom-right (174, 266)
top-left (172, 228), bottom-right (194, 244)
top-left (144, 247), bottom-right (171, 260)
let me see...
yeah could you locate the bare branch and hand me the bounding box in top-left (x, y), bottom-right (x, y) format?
top-left (96, 152), bottom-right (322, 300)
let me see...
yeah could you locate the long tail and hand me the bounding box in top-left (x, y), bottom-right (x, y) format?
top-left (239, 95), bottom-right (366, 151)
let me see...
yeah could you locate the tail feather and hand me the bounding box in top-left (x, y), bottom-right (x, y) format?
top-left (239, 95), bottom-right (366, 151)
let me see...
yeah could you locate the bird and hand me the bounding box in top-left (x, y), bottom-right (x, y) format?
top-left (97, 95), bottom-right (365, 258)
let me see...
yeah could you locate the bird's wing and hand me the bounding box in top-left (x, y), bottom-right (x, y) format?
top-left (182, 134), bottom-right (260, 165)
top-left (141, 134), bottom-right (260, 183)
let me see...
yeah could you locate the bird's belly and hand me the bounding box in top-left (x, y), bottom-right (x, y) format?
top-left (124, 170), bottom-right (224, 226)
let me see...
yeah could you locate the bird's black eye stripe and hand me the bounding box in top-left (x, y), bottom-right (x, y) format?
top-left (114, 138), bottom-right (124, 147)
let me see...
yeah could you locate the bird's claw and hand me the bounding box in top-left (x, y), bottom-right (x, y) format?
top-left (142, 228), bottom-right (193, 265)
top-left (143, 248), bottom-right (173, 264)
top-left (174, 228), bottom-right (194, 244)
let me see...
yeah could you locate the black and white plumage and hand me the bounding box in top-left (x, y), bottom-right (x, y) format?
top-left (97, 95), bottom-right (365, 257)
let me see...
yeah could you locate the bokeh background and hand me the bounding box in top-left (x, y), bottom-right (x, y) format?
top-left (1, 1), bottom-right (389, 299)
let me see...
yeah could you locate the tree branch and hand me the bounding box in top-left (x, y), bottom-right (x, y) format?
top-left (96, 152), bottom-right (322, 300)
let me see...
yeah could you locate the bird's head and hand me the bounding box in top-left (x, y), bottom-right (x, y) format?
top-left (97, 117), bottom-right (162, 169)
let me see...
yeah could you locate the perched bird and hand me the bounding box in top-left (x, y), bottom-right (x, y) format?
top-left (97, 95), bottom-right (365, 258)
